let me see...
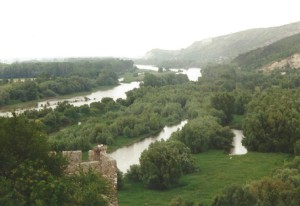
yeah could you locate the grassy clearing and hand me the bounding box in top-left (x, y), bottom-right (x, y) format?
top-left (118, 150), bottom-right (292, 206)
top-left (121, 72), bottom-right (144, 83)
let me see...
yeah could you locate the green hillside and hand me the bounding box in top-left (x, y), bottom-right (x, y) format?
top-left (233, 32), bottom-right (300, 71)
top-left (140, 21), bottom-right (300, 67)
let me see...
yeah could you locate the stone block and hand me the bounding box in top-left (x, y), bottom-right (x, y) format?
top-left (62, 150), bottom-right (82, 164)
top-left (79, 161), bottom-right (100, 173)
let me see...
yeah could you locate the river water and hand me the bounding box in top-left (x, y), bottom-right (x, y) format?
top-left (230, 129), bottom-right (248, 155)
top-left (108, 120), bottom-right (188, 173)
top-left (0, 65), bottom-right (201, 117)
top-left (0, 65), bottom-right (247, 174)
top-left (135, 64), bottom-right (201, 82)
top-left (109, 120), bottom-right (247, 173)
top-left (169, 68), bottom-right (202, 81)
top-left (0, 81), bottom-right (140, 117)
top-left (136, 64), bottom-right (202, 82)
top-left (37, 81), bottom-right (140, 109)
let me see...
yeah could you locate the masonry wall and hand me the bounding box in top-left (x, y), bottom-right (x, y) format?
top-left (62, 145), bottom-right (118, 206)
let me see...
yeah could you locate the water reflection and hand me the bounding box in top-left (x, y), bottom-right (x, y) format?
top-left (108, 120), bottom-right (188, 173)
top-left (170, 68), bottom-right (202, 81)
top-left (37, 81), bottom-right (140, 109)
top-left (110, 126), bottom-right (247, 173)
top-left (136, 64), bottom-right (201, 81)
top-left (0, 81), bottom-right (140, 117)
top-left (230, 129), bottom-right (248, 155)
top-left (135, 64), bottom-right (160, 71)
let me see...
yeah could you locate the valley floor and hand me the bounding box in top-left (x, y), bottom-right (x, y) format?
top-left (118, 150), bottom-right (292, 206)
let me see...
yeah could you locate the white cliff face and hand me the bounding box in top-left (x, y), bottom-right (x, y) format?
top-left (261, 53), bottom-right (300, 72)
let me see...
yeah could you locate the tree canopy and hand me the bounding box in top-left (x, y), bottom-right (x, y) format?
top-left (139, 140), bottom-right (195, 190)
top-left (173, 116), bottom-right (234, 153)
top-left (0, 115), bottom-right (112, 205)
top-left (243, 88), bottom-right (300, 153)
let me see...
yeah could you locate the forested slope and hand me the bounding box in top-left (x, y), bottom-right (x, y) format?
top-left (139, 21), bottom-right (300, 67)
top-left (233, 32), bottom-right (300, 71)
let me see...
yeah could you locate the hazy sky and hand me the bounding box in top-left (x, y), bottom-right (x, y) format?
top-left (1, 0), bottom-right (300, 60)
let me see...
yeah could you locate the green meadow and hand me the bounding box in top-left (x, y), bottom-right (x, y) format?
top-left (118, 150), bottom-right (292, 206)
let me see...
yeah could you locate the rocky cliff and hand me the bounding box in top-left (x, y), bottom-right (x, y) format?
top-left (260, 53), bottom-right (300, 72)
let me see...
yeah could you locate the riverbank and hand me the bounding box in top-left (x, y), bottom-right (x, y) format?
top-left (0, 84), bottom-right (118, 113)
top-left (0, 67), bottom-right (199, 113)
top-left (82, 130), bottom-right (162, 161)
top-left (82, 119), bottom-right (185, 161)
top-left (108, 120), bottom-right (187, 172)
top-left (118, 150), bottom-right (292, 206)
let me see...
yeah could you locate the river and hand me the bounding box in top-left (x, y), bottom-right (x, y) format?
top-left (0, 81), bottom-right (140, 117)
top-left (0, 65), bottom-right (201, 117)
top-left (37, 81), bottom-right (140, 109)
top-left (108, 120), bottom-right (188, 173)
top-left (230, 130), bottom-right (248, 155)
top-left (136, 64), bottom-right (202, 82)
top-left (1, 65), bottom-right (247, 174)
top-left (109, 120), bottom-right (247, 173)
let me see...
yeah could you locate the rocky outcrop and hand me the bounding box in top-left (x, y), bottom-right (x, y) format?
top-left (260, 53), bottom-right (300, 72)
top-left (62, 145), bottom-right (118, 206)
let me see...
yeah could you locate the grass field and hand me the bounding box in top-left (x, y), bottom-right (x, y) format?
top-left (118, 150), bottom-right (292, 206)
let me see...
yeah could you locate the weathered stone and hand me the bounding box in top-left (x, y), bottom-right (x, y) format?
top-left (79, 161), bottom-right (100, 173)
top-left (62, 151), bottom-right (82, 174)
top-left (62, 145), bottom-right (118, 206)
top-left (62, 150), bottom-right (82, 164)
top-left (88, 150), bottom-right (94, 161)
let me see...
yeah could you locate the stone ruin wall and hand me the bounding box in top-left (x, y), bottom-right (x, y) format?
top-left (62, 145), bottom-right (118, 206)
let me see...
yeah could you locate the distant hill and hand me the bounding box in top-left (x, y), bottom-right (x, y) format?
top-left (139, 21), bottom-right (300, 67)
top-left (233, 33), bottom-right (300, 71)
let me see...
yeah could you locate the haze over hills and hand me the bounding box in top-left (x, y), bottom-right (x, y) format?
top-left (139, 21), bottom-right (300, 68)
top-left (233, 32), bottom-right (300, 71)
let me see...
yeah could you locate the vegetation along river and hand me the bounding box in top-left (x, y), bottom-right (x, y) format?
top-left (0, 66), bottom-right (201, 117)
top-left (0, 81), bottom-right (140, 117)
top-left (109, 121), bottom-right (247, 173)
top-left (0, 65), bottom-right (246, 174)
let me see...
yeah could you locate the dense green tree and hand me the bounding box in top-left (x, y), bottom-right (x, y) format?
top-left (250, 177), bottom-right (299, 206)
top-left (212, 184), bottom-right (256, 206)
top-left (4, 160), bottom-right (68, 205)
top-left (143, 73), bottom-right (165, 87)
top-left (65, 170), bottom-right (110, 206)
top-left (243, 89), bottom-right (300, 153)
top-left (0, 115), bottom-right (112, 206)
top-left (117, 169), bottom-right (124, 190)
top-left (0, 115), bottom-right (66, 177)
top-left (0, 58), bottom-right (135, 106)
top-left (126, 164), bottom-right (142, 182)
top-left (175, 116), bottom-right (234, 153)
top-left (0, 58), bottom-right (135, 79)
top-left (213, 157), bottom-right (300, 206)
top-left (211, 92), bottom-right (235, 124)
top-left (233, 90), bottom-right (252, 114)
top-left (0, 88), bottom-right (10, 106)
top-left (139, 140), bottom-right (195, 190)
top-left (143, 73), bottom-right (189, 87)
top-left (97, 70), bottom-right (118, 85)
top-left (294, 140), bottom-right (300, 156)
